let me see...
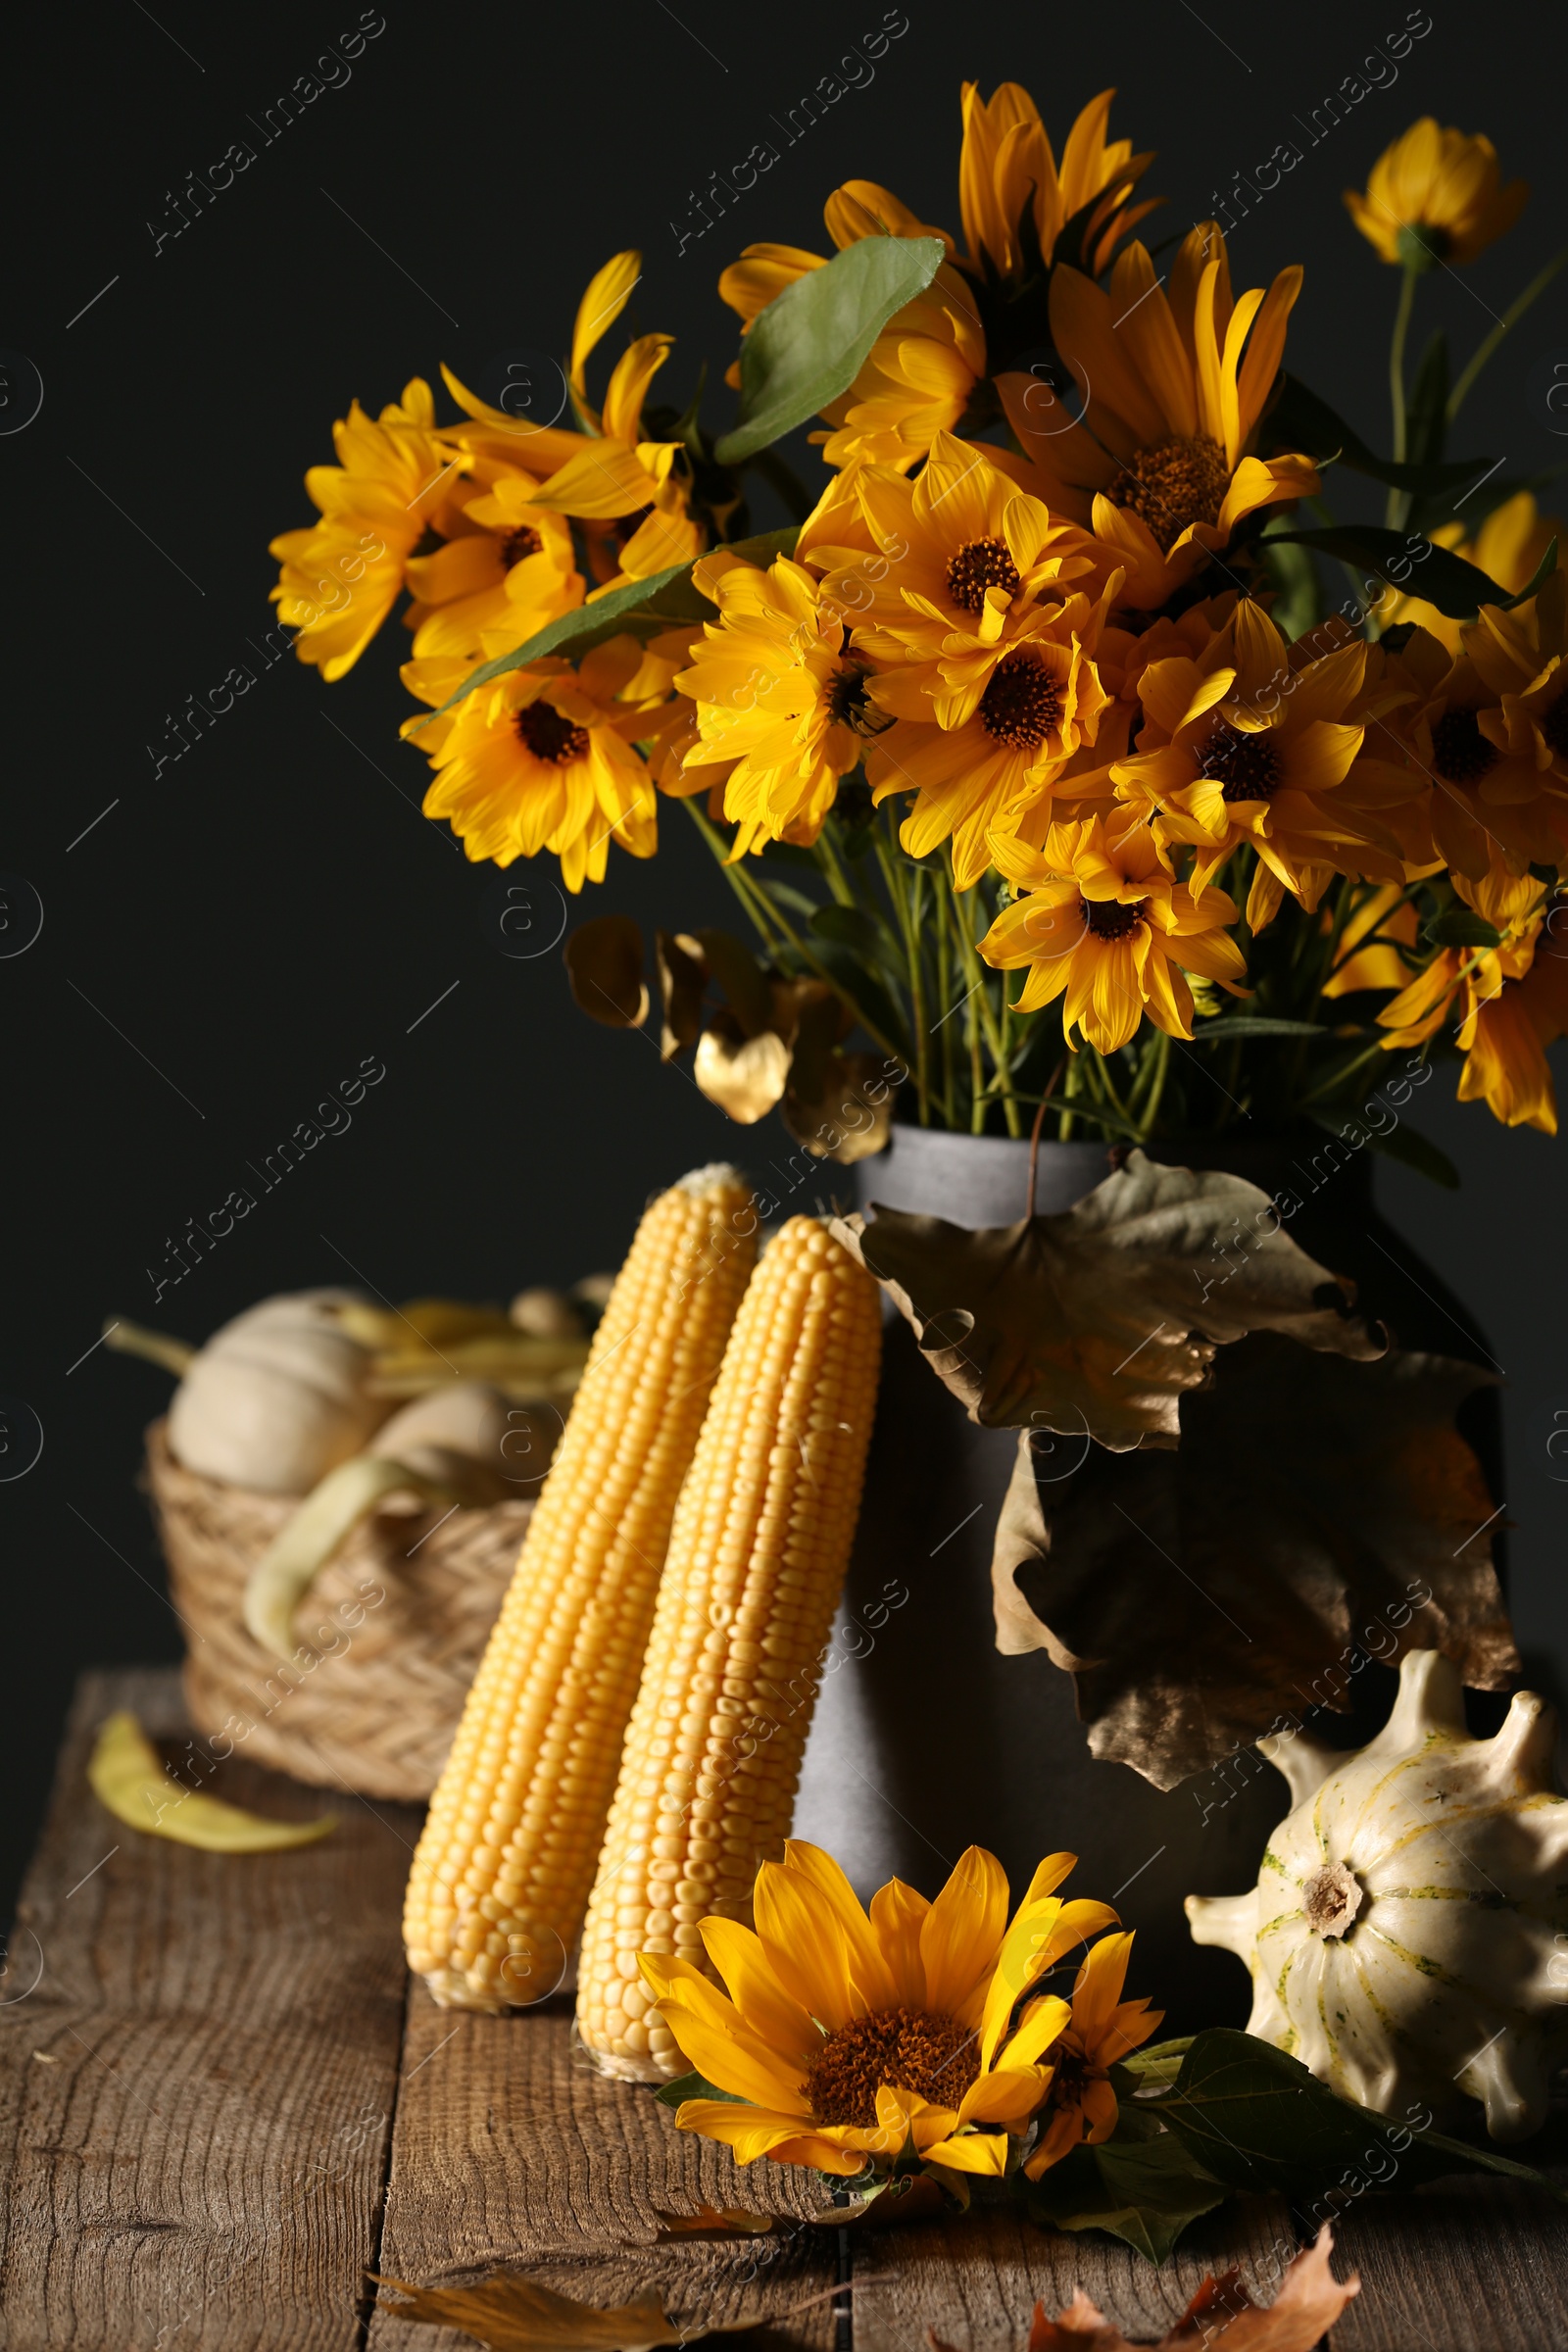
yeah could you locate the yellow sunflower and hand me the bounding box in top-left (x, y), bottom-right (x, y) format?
top-left (1111, 600), bottom-right (1423, 927)
top-left (441, 252), bottom-right (706, 591)
top-left (404, 462), bottom-right (585, 662)
top-left (641, 1840), bottom-right (1119, 2181)
top-left (981, 813), bottom-right (1249, 1053)
top-left (808, 429), bottom-right (1107, 718)
top-left (675, 551), bottom-right (883, 855)
top-left (998, 223), bottom-right (1318, 610)
top-left (1381, 491), bottom-right (1564, 658)
top-left (1345, 120), bottom-right (1527, 270)
top-left (718, 85), bottom-right (1155, 474)
top-left (401, 635), bottom-right (663, 889)
top-left (1022, 1930), bottom-right (1162, 2177)
top-left (270, 377), bottom-right (460, 680)
top-left (1371, 611), bottom-right (1568, 881)
top-left (863, 581), bottom-right (1121, 886)
top-left (1379, 874), bottom-right (1568, 1132)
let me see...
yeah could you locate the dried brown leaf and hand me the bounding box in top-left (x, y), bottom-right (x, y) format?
top-left (781, 987), bottom-right (892, 1164)
top-left (564, 916), bottom-right (648, 1028)
top-left (993, 1333), bottom-right (1516, 1787)
top-left (1020, 2226), bottom-right (1357, 2348)
top-left (652, 2203), bottom-right (775, 2239)
top-left (371, 2273), bottom-right (772, 2351)
top-left (833, 1151), bottom-right (1383, 1450)
top-left (656, 930), bottom-right (707, 1061)
top-left (694, 928), bottom-right (773, 1037)
top-left (694, 1018), bottom-right (792, 1123)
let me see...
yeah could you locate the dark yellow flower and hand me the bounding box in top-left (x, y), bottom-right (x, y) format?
top-left (998, 224), bottom-right (1318, 610)
top-left (980, 812), bottom-right (1248, 1053)
top-left (404, 462), bottom-right (584, 663)
top-left (1381, 491), bottom-right (1563, 657)
top-left (641, 1839), bottom-right (1117, 2181)
top-left (270, 378), bottom-right (458, 679)
top-left (1379, 873), bottom-right (1568, 1132)
top-left (401, 635), bottom-right (664, 890)
top-left (1346, 120), bottom-right (1526, 270)
top-left (1022, 1931), bottom-right (1162, 2178)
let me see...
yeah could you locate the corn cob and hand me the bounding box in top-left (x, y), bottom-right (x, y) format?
top-left (576, 1215), bottom-right (881, 2080)
top-left (404, 1165), bottom-right (757, 2010)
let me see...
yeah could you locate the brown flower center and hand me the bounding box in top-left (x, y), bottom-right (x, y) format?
top-left (1107, 434), bottom-right (1231, 553)
top-left (1542, 692), bottom-right (1568, 761)
top-left (1430, 707), bottom-right (1498, 785)
top-left (1081, 896), bottom-right (1147, 940)
top-left (828, 662), bottom-right (893, 736)
top-left (946, 534), bottom-right (1022, 613)
top-left (1198, 721), bottom-right (1284, 803)
top-left (804, 2007), bottom-right (978, 2129)
top-left (980, 652), bottom-right (1063, 751)
top-left (500, 524), bottom-right (544, 567)
top-left (515, 703), bottom-right (588, 764)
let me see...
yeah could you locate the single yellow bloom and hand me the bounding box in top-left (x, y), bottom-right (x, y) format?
top-left (405, 462), bottom-right (585, 663)
top-left (981, 813), bottom-right (1248, 1053)
top-left (1023, 1931), bottom-right (1162, 2178)
top-left (641, 1840), bottom-right (1119, 2181)
top-left (270, 378), bottom-right (459, 680)
top-left (401, 634), bottom-right (664, 890)
top-left (675, 552), bottom-right (880, 856)
top-left (998, 223), bottom-right (1318, 610)
top-left (1379, 871), bottom-right (1568, 1133)
top-left (1346, 119), bottom-right (1526, 269)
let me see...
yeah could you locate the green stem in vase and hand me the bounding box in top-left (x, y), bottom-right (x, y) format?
top-left (1386, 262), bottom-right (1419, 530)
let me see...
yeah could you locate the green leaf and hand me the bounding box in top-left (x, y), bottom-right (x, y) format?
top-left (713, 237), bottom-right (946, 466)
top-left (415, 528), bottom-right (800, 723)
top-left (653, 2069), bottom-right (745, 2110)
top-left (1406, 331), bottom-right (1450, 477)
top-left (1190, 1015), bottom-right (1327, 1041)
top-left (1158, 2030), bottom-right (1563, 2204)
top-left (1266, 372), bottom-right (1486, 495)
top-left (1425, 907), bottom-right (1504, 949)
top-left (811, 903), bottom-right (885, 959)
top-left (1262, 524), bottom-right (1554, 620)
top-left (1021, 2135), bottom-right (1228, 2264)
top-left (1258, 529), bottom-right (1321, 641)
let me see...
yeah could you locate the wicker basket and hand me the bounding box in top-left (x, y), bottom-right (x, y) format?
top-left (144, 1419), bottom-right (531, 1800)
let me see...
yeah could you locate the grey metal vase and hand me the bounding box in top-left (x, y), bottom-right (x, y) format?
top-left (791, 1123), bottom-right (1502, 2031)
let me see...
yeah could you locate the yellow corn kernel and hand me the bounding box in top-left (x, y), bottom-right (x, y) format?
top-left (403, 1165), bottom-right (757, 2010)
top-left (576, 1215), bottom-right (881, 2079)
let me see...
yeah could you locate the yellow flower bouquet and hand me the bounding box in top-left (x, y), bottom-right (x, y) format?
top-left (270, 89), bottom-right (1568, 1168)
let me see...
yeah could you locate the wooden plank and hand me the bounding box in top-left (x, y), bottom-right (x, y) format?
top-left (368, 1988), bottom-right (842, 2352)
top-left (852, 2195), bottom-right (1298, 2350)
top-left (0, 1666), bottom-right (421, 2352)
top-left (1328, 2179), bottom-right (1568, 2351)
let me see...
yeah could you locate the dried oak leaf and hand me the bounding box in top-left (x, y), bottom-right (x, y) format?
top-left (781, 984), bottom-right (893, 1165)
top-left (371, 2273), bottom-right (771, 2351)
top-left (564, 915), bottom-right (649, 1028)
top-left (655, 930), bottom-right (707, 1061)
top-left (833, 1151), bottom-right (1383, 1451)
top-left (652, 2203), bottom-right (775, 2239)
top-left (993, 1332), bottom-right (1517, 1787)
top-left (1001, 2225), bottom-right (1357, 2349)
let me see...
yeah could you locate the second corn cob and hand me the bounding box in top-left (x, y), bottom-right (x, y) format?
top-left (576, 1214), bottom-right (881, 2080)
top-left (403, 1164), bottom-right (756, 2010)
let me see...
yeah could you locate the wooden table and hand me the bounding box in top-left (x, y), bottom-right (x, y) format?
top-left (3, 1671), bottom-right (1565, 2351)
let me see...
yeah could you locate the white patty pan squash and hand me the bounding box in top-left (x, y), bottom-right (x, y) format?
top-left (167, 1289), bottom-right (388, 1495)
top-left (1187, 1648), bottom-right (1568, 2141)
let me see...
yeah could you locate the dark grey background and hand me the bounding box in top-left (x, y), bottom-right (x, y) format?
top-left (5, 0), bottom-right (1566, 1925)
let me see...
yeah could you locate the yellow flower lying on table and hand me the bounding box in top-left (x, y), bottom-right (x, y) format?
top-left (640, 1839), bottom-right (1156, 2184)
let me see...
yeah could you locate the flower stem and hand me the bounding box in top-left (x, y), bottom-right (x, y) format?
top-left (1448, 246), bottom-right (1568, 422)
top-left (1386, 263), bottom-right (1419, 530)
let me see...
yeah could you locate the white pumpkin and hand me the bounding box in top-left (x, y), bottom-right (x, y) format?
top-left (1187, 1648), bottom-right (1568, 2141)
top-left (168, 1289), bottom-right (388, 1495)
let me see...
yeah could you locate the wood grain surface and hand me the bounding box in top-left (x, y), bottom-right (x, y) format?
top-left (5, 1670), bottom-right (1568, 2352)
top-left (0, 1667), bottom-right (420, 2352)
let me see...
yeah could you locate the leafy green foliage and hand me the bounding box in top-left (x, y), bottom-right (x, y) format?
top-left (1266, 372), bottom-right (1484, 495)
top-left (1022, 2134), bottom-right (1227, 2263)
top-left (713, 237), bottom-right (946, 466)
top-left (1263, 523), bottom-right (1556, 619)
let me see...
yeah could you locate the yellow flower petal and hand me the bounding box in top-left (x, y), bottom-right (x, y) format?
top-left (919, 1845), bottom-right (1010, 2020)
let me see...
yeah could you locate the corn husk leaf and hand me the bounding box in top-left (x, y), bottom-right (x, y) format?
top-left (1012, 2225), bottom-right (1357, 2348)
top-left (832, 1151), bottom-right (1384, 1451)
top-left (88, 1714), bottom-right (334, 1851)
top-left (564, 914), bottom-right (649, 1028)
top-left (370, 2273), bottom-right (775, 2350)
top-left (992, 1334), bottom-right (1517, 1787)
